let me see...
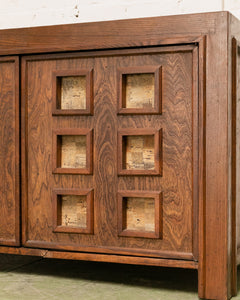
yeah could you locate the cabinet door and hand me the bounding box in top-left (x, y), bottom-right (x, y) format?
top-left (22, 45), bottom-right (198, 261)
top-left (0, 57), bottom-right (20, 246)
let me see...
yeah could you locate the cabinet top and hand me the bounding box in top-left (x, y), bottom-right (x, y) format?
top-left (0, 11), bottom-right (237, 56)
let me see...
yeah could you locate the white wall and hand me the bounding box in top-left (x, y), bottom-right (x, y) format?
top-left (0, 0), bottom-right (239, 29)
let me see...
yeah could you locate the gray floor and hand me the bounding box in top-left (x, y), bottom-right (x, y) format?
top-left (0, 254), bottom-right (238, 300)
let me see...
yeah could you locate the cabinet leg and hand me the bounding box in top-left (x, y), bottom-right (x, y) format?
top-left (198, 264), bottom-right (236, 300)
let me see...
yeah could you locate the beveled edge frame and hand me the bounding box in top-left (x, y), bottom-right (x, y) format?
top-left (52, 128), bottom-right (93, 174)
top-left (117, 190), bottom-right (162, 239)
top-left (52, 188), bottom-right (94, 234)
top-left (52, 69), bottom-right (93, 116)
top-left (117, 128), bottom-right (162, 176)
top-left (117, 66), bottom-right (162, 115)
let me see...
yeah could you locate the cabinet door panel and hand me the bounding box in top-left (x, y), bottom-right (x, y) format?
top-left (22, 46), bottom-right (198, 260)
top-left (0, 57), bottom-right (19, 246)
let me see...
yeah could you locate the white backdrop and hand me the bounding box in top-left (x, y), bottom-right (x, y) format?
top-left (0, 0), bottom-right (239, 29)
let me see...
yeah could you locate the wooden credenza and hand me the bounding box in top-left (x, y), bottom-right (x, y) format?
top-left (0, 11), bottom-right (239, 300)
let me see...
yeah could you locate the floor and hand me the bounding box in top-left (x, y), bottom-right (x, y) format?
top-left (0, 254), bottom-right (239, 300)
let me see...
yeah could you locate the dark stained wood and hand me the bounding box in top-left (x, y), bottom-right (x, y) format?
top-left (0, 56), bottom-right (20, 246)
top-left (231, 37), bottom-right (237, 297)
top-left (21, 46), bottom-right (196, 261)
top-left (197, 35), bottom-right (207, 299)
top-left (23, 240), bottom-right (194, 260)
top-left (0, 12), bottom-right (227, 56)
top-left (0, 246), bottom-right (198, 269)
top-left (0, 11), bottom-right (238, 300)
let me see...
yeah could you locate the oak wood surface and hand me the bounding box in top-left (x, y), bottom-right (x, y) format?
top-left (0, 57), bottom-right (19, 246)
top-left (21, 46), bottom-right (196, 260)
top-left (0, 11), bottom-right (236, 300)
top-left (0, 246), bottom-right (198, 269)
top-left (0, 12), bottom-right (226, 55)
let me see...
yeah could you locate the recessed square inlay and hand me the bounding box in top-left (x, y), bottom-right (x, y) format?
top-left (52, 189), bottom-right (94, 234)
top-left (123, 135), bottom-right (155, 170)
top-left (52, 69), bottom-right (93, 115)
top-left (52, 128), bottom-right (93, 174)
top-left (117, 66), bottom-right (162, 114)
top-left (118, 129), bottom-right (162, 175)
top-left (118, 191), bottom-right (162, 239)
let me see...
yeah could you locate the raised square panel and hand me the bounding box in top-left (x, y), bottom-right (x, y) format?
top-left (52, 189), bottom-right (94, 234)
top-left (118, 128), bottom-right (162, 175)
top-left (52, 128), bottom-right (93, 174)
top-left (117, 66), bottom-right (162, 114)
top-left (52, 69), bottom-right (93, 115)
top-left (118, 191), bottom-right (162, 239)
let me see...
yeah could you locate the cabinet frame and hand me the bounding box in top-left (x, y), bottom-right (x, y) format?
top-left (0, 11), bottom-right (237, 300)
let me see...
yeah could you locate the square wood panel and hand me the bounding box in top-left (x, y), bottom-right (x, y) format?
top-left (118, 191), bottom-right (162, 239)
top-left (118, 128), bottom-right (162, 175)
top-left (117, 66), bottom-right (162, 114)
top-left (52, 189), bottom-right (94, 234)
top-left (52, 69), bottom-right (93, 115)
top-left (52, 128), bottom-right (93, 174)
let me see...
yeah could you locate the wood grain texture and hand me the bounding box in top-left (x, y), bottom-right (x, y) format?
top-left (52, 128), bottom-right (93, 174)
top-left (0, 12), bottom-right (236, 300)
top-left (231, 37), bottom-right (237, 297)
top-left (229, 14), bottom-right (240, 298)
top-left (22, 46), bottom-right (196, 260)
top-left (198, 13), bottom-right (233, 300)
top-left (117, 66), bottom-right (162, 114)
top-left (52, 69), bottom-right (93, 116)
top-left (0, 57), bottom-right (19, 246)
top-left (118, 190), bottom-right (162, 239)
top-left (0, 12), bottom-right (225, 56)
top-left (0, 246), bottom-right (197, 269)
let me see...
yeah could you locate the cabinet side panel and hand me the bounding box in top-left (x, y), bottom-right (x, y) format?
top-left (235, 46), bottom-right (240, 259)
top-left (0, 57), bottom-right (19, 246)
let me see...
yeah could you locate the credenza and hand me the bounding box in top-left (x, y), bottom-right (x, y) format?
top-left (0, 11), bottom-right (239, 300)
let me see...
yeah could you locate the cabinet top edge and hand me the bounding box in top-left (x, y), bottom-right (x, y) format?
top-left (0, 11), bottom-right (230, 56)
top-left (0, 11), bottom-right (230, 32)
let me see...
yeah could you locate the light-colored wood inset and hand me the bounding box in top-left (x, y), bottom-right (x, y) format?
top-left (124, 135), bottom-right (155, 170)
top-left (61, 135), bottom-right (86, 168)
top-left (60, 195), bottom-right (87, 228)
top-left (124, 73), bottom-right (154, 109)
top-left (124, 197), bottom-right (155, 232)
top-left (60, 76), bottom-right (86, 110)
